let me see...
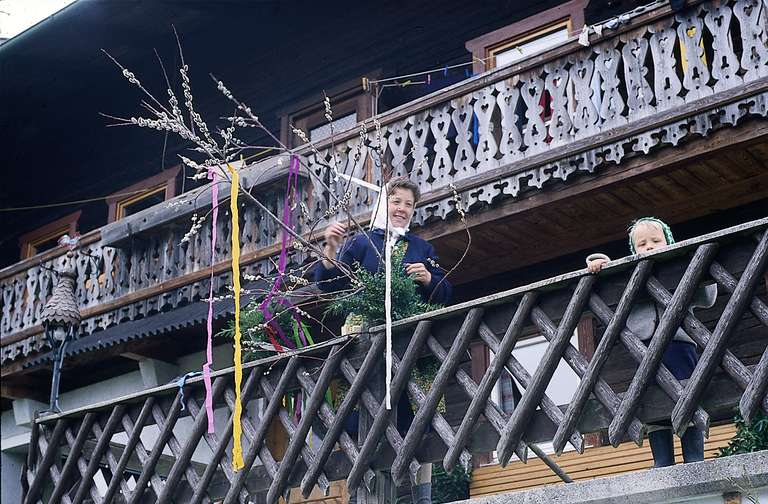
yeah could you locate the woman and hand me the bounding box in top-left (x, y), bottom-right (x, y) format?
top-left (314, 176), bottom-right (450, 504)
top-left (315, 177), bottom-right (451, 304)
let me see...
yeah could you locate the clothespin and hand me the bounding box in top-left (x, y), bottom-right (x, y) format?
top-left (578, 26), bottom-right (592, 46)
top-left (362, 76), bottom-right (370, 91)
top-left (426, 74), bottom-right (431, 85)
top-left (465, 68), bottom-right (472, 78)
top-left (443, 65), bottom-right (449, 77)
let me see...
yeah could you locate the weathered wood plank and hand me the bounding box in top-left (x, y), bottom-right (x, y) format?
top-left (126, 393), bottom-right (183, 504)
top-left (91, 417), bottom-right (134, 503)
top-left (102, 398), bottom-right (155, 504)
top-left (672, 230), bottom-right (768, 435)
top-left (157, 376), bottom-right (229, 502)
top-left (24, 419), bottom-right (69, 504)
top-left (477, 322), bottom-right (583, 456)
top-left (392, 308), bottom-right (484, 483)
top-left (297, 373), bottom-right (378, 495)
top-left (149, 400), bottom-right (203, 502)
top-left (532, 305), bottom-right (647, 445)
top-left (497, 277), bottom-right (595, 465)
top-left (609, 244), bottom-right (718, 446)
top-left (395, 351), bottom-right (474, 477)
top-left (266, 346), bottom-right (346, 504)
top-left (120, 406), bottom-right (166, 502)
top-left (554, 261), bottom-right (653, 455)
top-left (346, 320), bottom-right (432, 492)
top-left (71, 405), bottom-right (126, 504)
top-left (588, 294), bottom-right (710, 434)
top-left (258, 376), bottom-right (332, 495)
top-left (709, 261), bottom-right (768, 421)
top-left (188, 368), bottom-right (263, 504)
top-left (645, 278), bottom-right (759, 403)
top-left (222, 377), bottom-right (276, 504)
top-left (742, 345), bottom-right (768, 423)
top-left (445, 292), bottom-right (537, 470)
top-left (42, 426), bottom-right (77, 504)
top-left (335, 357), bottom-right (420, 489)
top-left (222, 356), bottom-right (300, 504)
top-left (300, 335), bottom-right (384, 497)
top-left (48, 413), bottom-right (97, 504)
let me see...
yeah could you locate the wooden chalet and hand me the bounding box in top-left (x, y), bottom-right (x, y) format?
top-left (1, 0), bottom-right (767, 502)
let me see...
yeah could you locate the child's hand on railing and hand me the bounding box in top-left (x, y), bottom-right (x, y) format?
top-left (586, 253), bottom-right (611, 274)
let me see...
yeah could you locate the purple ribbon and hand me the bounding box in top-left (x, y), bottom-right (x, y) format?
top-left (259, 155), bottom-right (309, 349)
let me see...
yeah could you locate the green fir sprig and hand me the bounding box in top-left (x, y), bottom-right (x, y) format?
top-left (717, 410), bottom-right (768, 457)
top-left (325, 244), bottom-right (442, 324)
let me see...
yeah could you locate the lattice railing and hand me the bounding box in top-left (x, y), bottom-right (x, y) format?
top-left (4, 0), bottom-right (768, 355)
top-left (22, 218), bottom-right (768, 504)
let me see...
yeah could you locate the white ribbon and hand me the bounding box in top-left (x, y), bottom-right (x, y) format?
top-left (335, 173), bottom-right (404, 409)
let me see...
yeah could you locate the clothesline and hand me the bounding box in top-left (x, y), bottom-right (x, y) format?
top-left (363, 0), bottom-right (664, 90)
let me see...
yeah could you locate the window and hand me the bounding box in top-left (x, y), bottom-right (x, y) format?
top-left (18, 210), bottom-right (81, 259)
top-left (106, 167), bottom-right (180, 223)
top-left (490, 20), bottom-right (572, 68)
top-left (115, 184), bottom-right (167, 219)
top-left (488, 330), bottom-right (581, 463)
top-left (280, 81), bottom-right (372, 148)
top-left (465, 0), bottom-right (586, 73)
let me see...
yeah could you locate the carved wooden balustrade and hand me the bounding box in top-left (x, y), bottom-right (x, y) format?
top-left (4, 0), bottom-right (768, 361)
top-left (21, 218), bottom-right (768, 504)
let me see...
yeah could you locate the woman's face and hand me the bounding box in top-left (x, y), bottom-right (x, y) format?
top-left (387, 187), bottom-right (415, 228)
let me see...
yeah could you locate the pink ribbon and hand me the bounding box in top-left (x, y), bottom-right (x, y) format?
top-left (202, 168), bottom-right (220, 434)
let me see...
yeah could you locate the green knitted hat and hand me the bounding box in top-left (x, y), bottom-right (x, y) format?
top-left (628, 217), bottom-right (675, 253)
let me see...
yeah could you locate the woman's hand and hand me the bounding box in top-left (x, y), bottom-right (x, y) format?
top-left (405, 263), bottom-right (432, 286)
top-left (322, 222), bottom-right (347, 268)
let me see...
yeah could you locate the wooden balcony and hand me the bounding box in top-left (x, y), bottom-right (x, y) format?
top-left (3, 0), bottom-right (768, 369)
top-left (21, 217), bottom-right (768, 503)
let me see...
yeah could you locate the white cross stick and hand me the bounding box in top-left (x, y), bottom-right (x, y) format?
top-left (336, 173), bottom-right (395, 409)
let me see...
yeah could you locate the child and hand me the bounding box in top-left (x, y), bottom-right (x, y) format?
top-left (586, 217), bottom-right (716, 467)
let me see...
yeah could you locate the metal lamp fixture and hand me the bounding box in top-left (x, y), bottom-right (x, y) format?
top-left (41, 252), bottom-right (81, 413)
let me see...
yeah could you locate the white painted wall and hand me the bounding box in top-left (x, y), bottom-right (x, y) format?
top-left (1, 451), bottom-right (25, 503)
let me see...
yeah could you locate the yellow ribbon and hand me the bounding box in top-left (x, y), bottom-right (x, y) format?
top-left (228, 163), bottom-right (245, 471)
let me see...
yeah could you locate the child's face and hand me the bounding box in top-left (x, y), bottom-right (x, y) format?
top-left (632, 222), bottom-right (668, 253)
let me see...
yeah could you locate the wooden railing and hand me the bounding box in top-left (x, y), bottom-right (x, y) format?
top-left (22, 218), bottom-right (768, 504)
top-left (4, 0), bottom-right (768, 357)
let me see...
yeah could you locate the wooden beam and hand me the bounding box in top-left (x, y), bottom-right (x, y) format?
top-left (1, 380), bottom-right (48, 402)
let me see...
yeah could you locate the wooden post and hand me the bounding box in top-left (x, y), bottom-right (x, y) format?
top-left (577, 314), bottom-right (604, 448)
top-left (358, 328), bottom-right (396, 504)
top-left (469, 340), bottom-right (493, 466)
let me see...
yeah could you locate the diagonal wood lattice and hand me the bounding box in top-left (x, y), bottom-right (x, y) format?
top-left (21, 218), bottom-right (768, 503)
